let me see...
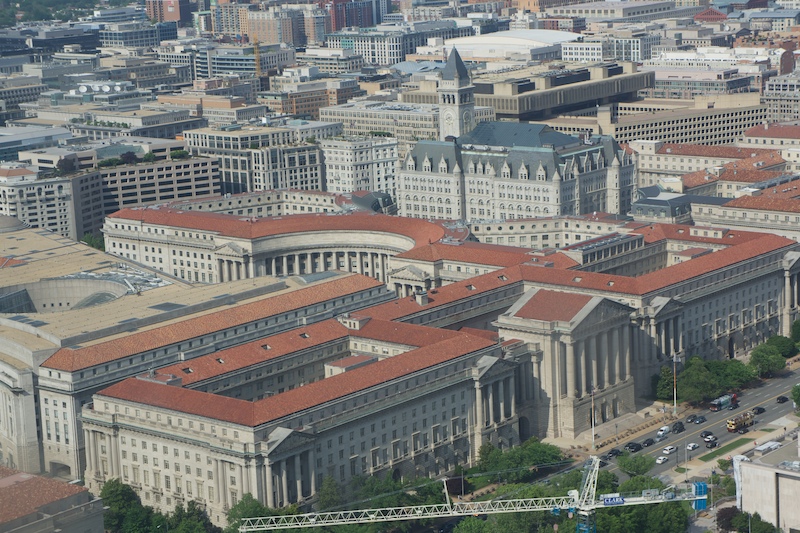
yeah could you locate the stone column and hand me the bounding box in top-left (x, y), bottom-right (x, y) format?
top-left (566, 341), bottom-right (576, 398)
top-left (108, 433), bottom-right (118, 477)
top-left (282, 256), bottom-right (288, 277)
top-left (218, 259), bottom-right (226, 282)
top-left (280, 461), bottom-right (289, 507)
top-left (487, 382), bottom-right (494, 424)
top-left (509, 377), bottom-right (516, 417)
top-left (266, 462), bottom-right (275, 508)
top-left (498, 379), bottom-right (505, 421)
top-left (85, 430), bottom-right (95, 477)
top-left (214, 459), bottom-right (222, 505)
top-left (270, 257), bottom-right (277, 276)
top-left (295, 455), bottom-right (303, 501)
top-left (532, 359), bottom-right (541, 400)
top-left (474, 383), bottom-right (484, 431)
top-left (623, 325), bottom-right (632, 380)
top-left (649, 318), bottom-right (658, 360)
top-left (248, 256), bottom-right (255, 278)
top-left (243, 462), bottom-right (250, 495)
top-left (591, 335), bottom-right (599, 391)
top-left (601, 332), bottom-right (610, 389)
top-left (292, 254), bottom-right (299, 275)
top-left (613, 327), bottom-right (621, 384)
top-left (308, 452), bottom-right (316, 495)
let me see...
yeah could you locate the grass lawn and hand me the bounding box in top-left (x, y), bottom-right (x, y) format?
top-left (675, 467), bottom-right (687, 473)
top-left (699, 438), bottom-right (753, 462)
top-left (760, 428), bottom-right (776, 432)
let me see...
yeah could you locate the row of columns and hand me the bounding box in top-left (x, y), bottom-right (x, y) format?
top-left (474, 376), bottom-right (516, 429)
top-left (263, 451), bottom-right (314, 508)
top-left (563, 324), bottom-right (632, 399)
top-left (218, 251), bottom-right (392, 283)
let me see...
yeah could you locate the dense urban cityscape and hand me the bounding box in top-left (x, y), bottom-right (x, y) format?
top-left (1, 0), bottom-right (800, 532)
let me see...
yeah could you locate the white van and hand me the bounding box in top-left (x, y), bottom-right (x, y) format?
top-left (656, 425), bottom-right (671, 438)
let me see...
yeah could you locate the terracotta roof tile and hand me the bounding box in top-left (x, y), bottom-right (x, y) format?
top-left (158, 320), bottom-right (351, 385)
top-left (0, 466), bottom-right (88, 525)
top-left (42, 274), bottom-right (383, 372)
top-left (743, 123), bottom-right (800, 139)
top-left (0, 256), bottom-right (25, 268)
top-left (394, 241), bottom-right (533, 267)
top-left (97, 334), bottom-right (496, 426)
top-left (109, 208), bottom-right (446, 245)
top-left (514, 290), bottom-right (592, 322)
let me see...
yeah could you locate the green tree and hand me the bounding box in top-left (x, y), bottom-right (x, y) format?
top-left (791, 383), bottom-right (800, 411)
top-left (142, 152), bottom-right (157, 162)
top-left (224, 493), bottom-right (277, 533)
top-left (454, 516), bottom-right (490, 533)
top-left (792, 320), bottom-right (800, 342)
top-left (677, 356), bottom-right (722, 404)
top-left (477, 442), bottom-right (502, 473)
top-left (98, 157), bottom-right (122, 167)
top-left (653, 365), bottom-right (674, 401)
top-left (120, 503), bottom-right (152, 533)
top-left (318, 475), bottom-right (342, 511)
top-left (81, 232), bottom-right (105, 251)
top-left (170, 500), bottom-right (220, 532)
top-left (717, 359), bottom-right (756, 391)
top-left (716, 506), bottom-right (741, 532)
top-left (616, 453), bottom-right (656, 477)
top-left (56, 157), bottom-right (75, 175)
top-left (749, 344), bottom-right (785, 377)
top-left (170, 149), bottom-right (190, 159)
top-left (766, 334), bottom-right (798, 358)
top-left (119, 151), bottom-right (139, 165)
top-left (99, 479), bottom-right (142, 532)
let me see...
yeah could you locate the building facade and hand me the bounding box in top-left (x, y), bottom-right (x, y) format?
top-left (320, 136), bottom-right (398, 196)
top-left (398, 122), bottom-right (635, 221)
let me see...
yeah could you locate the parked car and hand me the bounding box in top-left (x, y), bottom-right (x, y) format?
top-left (687, 414), bottom-right (697, 423)
top-left (700, 430), bottom-right (714, 439)
top-left (694, 416), bottom-right (707, 424)
top-left (656, 456), bottom-right (669, 464)
top-left (663, 445), bottom-right (677, 455)
top-left (686, 442), bottom-right (699, 451)
top-left (704, 434), bottom-right (718, 443)
top-left (777, 396), bottom-right (789, 404)
top-left (706, 441), bottom-right (719, 449)
top-left (624, 442), bottom-right (643, 453)
top-left (728, 403), bottom-right (740, 410)
top-left (752, 406), bottom-right (765, 414)
top-left (642, 438), bottom-right (655, 447)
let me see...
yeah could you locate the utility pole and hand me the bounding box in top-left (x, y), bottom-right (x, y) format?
top-left (673, 353), bottom-right (679, 416)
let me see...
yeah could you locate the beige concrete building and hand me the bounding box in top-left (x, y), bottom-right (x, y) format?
top-left (545, 94), bottom-right (768, 146)
top-left (737, 437), bottom-right (800, 532)
top-left (401, 61), bottom-right (654, 121)
top-left (183, 124), bottom-right (333, 194)
top-left (320, 135), bottom-right (398, 196)
top-left (3, 144), bottom-right (220, 240)
top-left (628, 140), bottom-right (782, 188)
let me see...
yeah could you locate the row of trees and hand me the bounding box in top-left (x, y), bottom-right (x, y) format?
top-left (100, 479), bottom-right (296, 533)
top-left (476, 438), bottom-right (564, 483)
top-left (454, 472), bottom-right (689, 533)
top-left (653, 331), bottom-right (798, 404)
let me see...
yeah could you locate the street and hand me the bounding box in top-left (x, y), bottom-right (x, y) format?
top-left (602, 369), bottom-right (798, 479)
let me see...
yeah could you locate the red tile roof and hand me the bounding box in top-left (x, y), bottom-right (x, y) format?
top-left (395, 240), bottom-right (533, 267)
top-left (0, 256), bottom-right (25, 268)
top-left (364, 267), bottom-right (525, 321)
top-left (97, 333), bottom-right (496, 427)
top-left (42, 274), bottom-right (383, 372)
top-left (743, 123), bottom-right (800, 139)
top-left (514, 290), bottom-right (592, 322)
top-left (158, 320), bottom-right (351, 385)
top-left (109, 208), bottom-right (446, 246)
top-left (0, 466), bottom-right (88, 525)
top-left (682, 151), bottom-right (785, 189)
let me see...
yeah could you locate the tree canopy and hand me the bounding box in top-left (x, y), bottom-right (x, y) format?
top-left (616, 453), bottom-right (656, 478)
top-left (748, 344), bottom-right (785, 377)
top-left (766, 334), bottom-right (798, 358)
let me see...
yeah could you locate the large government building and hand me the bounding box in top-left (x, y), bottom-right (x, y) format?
top-left (4, 200), bottom-right (800, 525)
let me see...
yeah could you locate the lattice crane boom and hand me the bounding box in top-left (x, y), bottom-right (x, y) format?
top-left (239, 456), bottom-right (707, 532)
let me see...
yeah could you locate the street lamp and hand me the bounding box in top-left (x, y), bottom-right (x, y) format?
top-left (673, 353), bottom-right (679, 417)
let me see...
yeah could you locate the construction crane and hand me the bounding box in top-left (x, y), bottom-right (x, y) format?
top-left (239, 457), bottom-right (708, 532)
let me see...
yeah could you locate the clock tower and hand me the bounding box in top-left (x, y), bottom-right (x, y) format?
top-left (438, 48), bottom-right (475, 141)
